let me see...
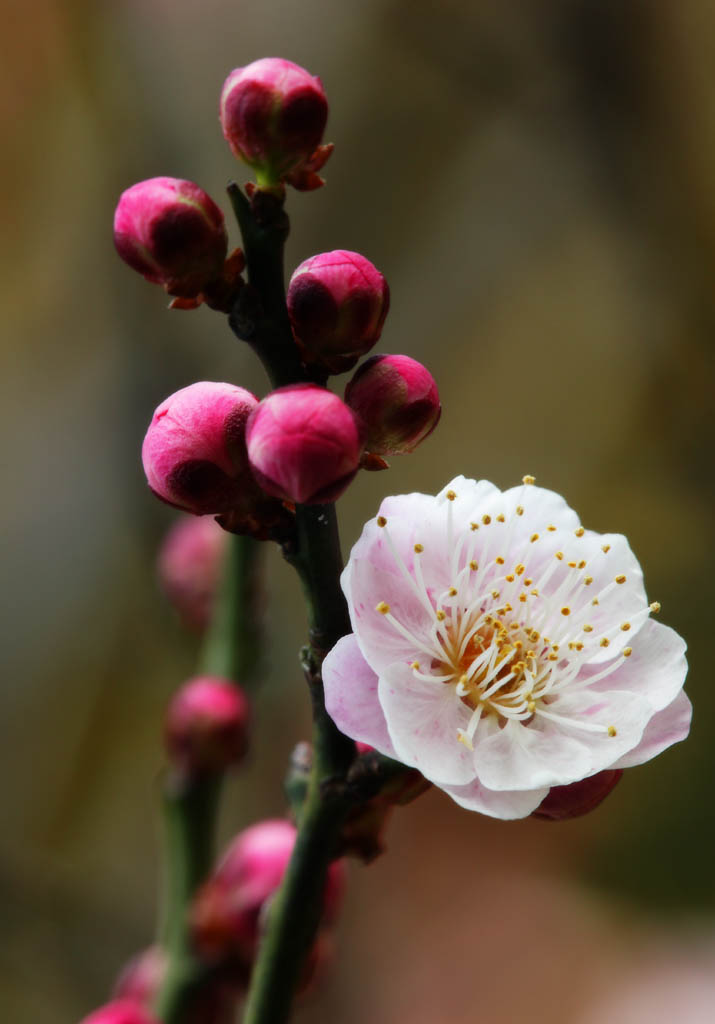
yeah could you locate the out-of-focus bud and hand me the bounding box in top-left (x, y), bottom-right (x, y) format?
top-left (287, 251), bottom-right (390, 373)
top-left (532, 769), bottom-right (624, 821)
top-left (157, 515), bottom-right (228, 632)
top-left (220, 59), bottom-right (330, 190)
top-left (142, 382), bottom-right (292, 537)
top-left (345, 354), bottom-right (441, 456)
top-left (113, 178), bottom-right (227, 298)
top-left (113, 947), bottom-right (166, 1008)
top-left (192, 820), bottom-right (345, 964)
top-left (246, 384), bottom-right (363, 504)
top-left (79, 1001), bottom-right (159, 1024)
top-left (165, 676), bottom-right (250, 775)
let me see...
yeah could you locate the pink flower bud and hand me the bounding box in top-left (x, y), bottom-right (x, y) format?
top-left (220, 59), bottom-right (329, 187)
top-left (114, 178), bottom-right (227, 297)
top-left (287, 251), bottom-right (390, 373)
top-left (113, 947), bottom-right (166, 1008)
top-left (157, 515), bottom-right (228, 631)
top-left (79, 1001), bottom-right (159, 1024)
top-left (192, 819), bottom-right (345, 963)
top-left (142, 381), bottom-right (254, 513)
top-left (166, 676), bottom-right (250, 774)
top-left (246, 385), bottom-right (363, 504)
top-left (345, 354), bottom-right (441, 456)
top-left (532, 769), bottom-right (624, 821)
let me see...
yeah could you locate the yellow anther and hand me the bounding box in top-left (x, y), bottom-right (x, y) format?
top-left (615, 574), bottom-right (627, 585)
top-left (584, 576), bottom-right (593, 585)
top-left (522, 475), bottom-right (536, 485)
top-left (491, 590), bottom-right (500, 599)
top-left (526, 650), bottom-right (536, 660)
top-left (446, 489), bottom-right (456, 501)
top-left (448, 587), bottom-right (458, 597)
top-left (482, 514), bottom-right (492, 525)
top-left (575, 642), bottom-right (584, 651)
top-left (583, 624), bottom-right (593, 633)
top-left (413, 543), bottom-right (424, 553)
top-left (436, 610), bottom-right (446, 621)
top-left (607, 725), bottom-right (617, 737)
top-left (561, 607), bottom-right (571, 616)
top-left (548, 653), bottom-right (558, 661)
top-left (515, 564), bottom-right (525, 576)
top-left (524, 577), bottom-right (533, 585)
top-left (469, 560), bottom-right (478, 571)
top-left (592, 597), bottom-right (599, 605)
top-left (376, 602), bottom-right (390, 615)
top-left (650, 601), bottom-right (661, 614)
top-left (514, 640), bottom-right (523, 649)
top-left (530, 630), bottom-right (540, 641)
top-left (457, 732), bottom-right (473, 749)
top-left (519, 594), bottom-right (528, 603)
top-left (470, 522), bottom-right (479, 531)
top-left (496, 556), bottom-right (505, 565)
top-left (505, 574), bottom-right (515, 582)
top-left (555, 551), bottom-right (564, 560)
top-left (575, 527), bottom-right (585, 537)
top-left (552, 644), bottom-right (560, 652)
top-left (528, 701), bottom-right (536, 713)
top-left (568, 561), bottom-right (577, 568)
top-left (411, 661), bottom-right (420, 670)
top-left (496, 513), bottom-right (505, 523)
top-left (600, 638), bottom-right (610, 648)
top-left (578, 560), bottom-right (586, 569)
top-left (377, 516), bottom-right (387, 527)
top-left (516, 505), bottom-right (524, 516)
top-left (621, 622), bottom-right (631, 632)
top-left (530, 589), bottom-right (539, 597)
top-left (460, 673), bottom-right (469, 685)
top-left (602, 544), bottom-right (611, 553)
top-left (530, 533), bottom-right (539, 542)
top-left (623, 647), bottom-right (633, 657)
top-left (547, 525), bottom-right (557, 532)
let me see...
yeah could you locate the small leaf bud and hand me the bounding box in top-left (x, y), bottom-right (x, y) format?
top-left (113, 178), bottom-right (227, 297)
top-left (532, 769), bottom-right (624, 821)
top-left (287, 250), bottom-right (390, 373)
top-left (157, 515), bottom-right (228, 632)
top-left (79, 1001), bottom-right (160, 1024)
top-left (246, 384), bottom-right (363, 504)
top-left (165, 676), bottom-right (250, 775)
top-left (219, 58), bottom-right (329, 189)
top-left (345, 354), bottom-right (441, 455)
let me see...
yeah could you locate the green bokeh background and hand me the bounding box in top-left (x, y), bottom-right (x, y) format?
top-left (1, 1), bottom-right (714, 1021)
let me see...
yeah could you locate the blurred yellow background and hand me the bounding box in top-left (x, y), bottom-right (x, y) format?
top-left (1, 1), bottom-right (714, 1021)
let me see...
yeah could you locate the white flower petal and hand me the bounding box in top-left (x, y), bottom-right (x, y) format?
top-left (613, 690), bottom-right (692, 769)
top-left (442, 776), bottom-right (548, 819)
top-left (378, 662), bottom-right (477, 786)
top-left (322, 634), bottom-right (396, 757)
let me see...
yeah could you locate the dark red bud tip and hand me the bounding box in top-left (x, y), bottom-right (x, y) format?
top-left (220, 59), bottom-right (328, 188)
top-left (345, 354), bottom-right (441, 455)
top-left (114, 177), bottom-right (227, 297)
top-left (287, 250), bottom-right (389, 373)
top-left (166, 676), bottom-right (251, 774)
top-left (532, 769), bottom-right (624, 821)
top-left (246, 384), bottom-right (364, 505)
top-left (79, 1000), bottom-right (160, 1024)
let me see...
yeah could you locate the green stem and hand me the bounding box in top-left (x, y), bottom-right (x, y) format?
top-left (154, 534), bottom-right (263, 1023)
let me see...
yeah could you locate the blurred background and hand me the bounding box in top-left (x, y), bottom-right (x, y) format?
top-left (1, 0), bottom-right (714, 1021)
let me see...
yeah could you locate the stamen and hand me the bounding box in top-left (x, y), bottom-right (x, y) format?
top-left (650, 601), bottom-right (661, 614)
top-left (377, 516), bottom-right (387, 527)
top-left (522, 475), bottom-right (536, 485)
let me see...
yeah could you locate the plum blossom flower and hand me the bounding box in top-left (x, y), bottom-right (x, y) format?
top-left (323, 476), bottom-right (691, 819)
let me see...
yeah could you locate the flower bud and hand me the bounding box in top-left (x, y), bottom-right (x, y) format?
top-left (114, 178), bottom-right (227, 297)
top-left (143, 382), bottom-right (293, 537)
top-left (79, 1001), bottom-right (159, 1024)
top-left (219, 59), bottom-right (329, 188)
top-left (157, 515), bottom-right (228, 631)
top-left (246, 385), bottom-right (363, 504)
top-left (532, 769), bottom-right (624, 821)
top-left (192, 819), bottom-right (345, 963)
top-left (166, 676), bottom-right (250, 775)
top-left (345, 354), bottom-right (441, 456)
top-left (113, 947), bottom-right (166, 1008)
top-left (287, 251), bottom-right (390, 373)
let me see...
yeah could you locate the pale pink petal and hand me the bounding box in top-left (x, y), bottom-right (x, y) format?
top-left (322, 634), bottom-right (396, 757)
top-left (613, 690), bottom-right (692, 769)
top-left (582, 619), bottom-right (687, 712)
top-left (378, 663), bottom-right (477, 786)
top-left (442, 776), bottom-right (547, 819)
